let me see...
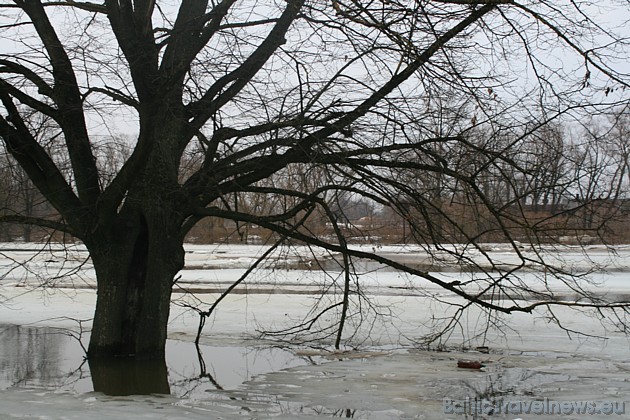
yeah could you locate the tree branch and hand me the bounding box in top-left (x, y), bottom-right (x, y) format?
top-left (0, 214), bottom-right (74, 235)
top-left (186, 0), bottom-right (305, 130)
top-left (0, 79), bottom-right (58, 117)
top-left (0, 92), bottom-right (86, 232)
top-left (17, 0), bottom-right (101, 204)
top-left (83, 86), bottom-right (139, 109)
top-left (0, 58), bottom-right (55, 98)
top-left (159, 0), bottom-right (235, 84)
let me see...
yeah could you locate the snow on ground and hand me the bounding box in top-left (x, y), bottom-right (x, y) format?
top-left (1, 243), bottom-right (630, 418)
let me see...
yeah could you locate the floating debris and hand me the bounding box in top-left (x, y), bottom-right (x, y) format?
top-left (457, 359), bottom-right (484, 369)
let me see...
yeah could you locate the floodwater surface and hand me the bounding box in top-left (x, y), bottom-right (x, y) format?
top-left (0, 324), bottom-right (311, 398)
top-left (1, 324), bottom-right (630, 418)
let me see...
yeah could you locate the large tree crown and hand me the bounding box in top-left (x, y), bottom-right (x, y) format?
top-left (0, 0), bottom-right (627, 239)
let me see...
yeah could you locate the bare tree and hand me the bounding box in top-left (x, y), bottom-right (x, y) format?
top-left (605, 106), bottom-right (630, 200)
top-left (0, 0), bottom-right (629, 393)
top-left (1, 139), bottom-right (59, 241)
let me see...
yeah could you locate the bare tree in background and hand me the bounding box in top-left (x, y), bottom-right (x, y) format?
top-left (0, 0), bottom-right (629, 392)
top-left (0, 114), bottom-right (61, 241)
top-left (604, 107), bottom-right (630, 201)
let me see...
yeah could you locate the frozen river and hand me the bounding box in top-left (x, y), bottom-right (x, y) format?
top-left (0, 243), bottom-right (629, 418)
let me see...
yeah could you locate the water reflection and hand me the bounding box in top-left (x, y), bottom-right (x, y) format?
top-left (89, 357), bottom-right (171, 396)
top-left (446, 365), bottom-right (574, 419)
top-left (0, 324), bottom-right (89, 391)
top-left (167, 340), bottom-right (314, 398)
top-left (0, 324), bottom-right (312, 398)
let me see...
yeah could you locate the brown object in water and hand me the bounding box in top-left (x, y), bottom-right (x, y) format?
top-left (457, 359), bottom-right (484, 369)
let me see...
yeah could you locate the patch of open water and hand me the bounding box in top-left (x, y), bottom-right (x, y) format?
top-left (0, 324), bottom-right (311, 398)
top-left (1, 324), bottom-right (629, 418)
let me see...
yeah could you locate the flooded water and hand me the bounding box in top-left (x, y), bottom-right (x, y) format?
top-left (2, 244), bottom-right (630, 417)
top-left (0, 324), bottom-right (90, 392)
top-left (1, 324), bottom-right (629, 418)
top-left (0, 324), bottom-right (312, 398)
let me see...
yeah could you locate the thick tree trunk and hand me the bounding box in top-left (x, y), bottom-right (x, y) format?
top-left (88, 209), bottom-right (184, 359)
top-left (81, 114), bottom-right (188, 394)
top-left (86, 205), bottom-right (185, 360)
top-left (85, 203), bottom-right (184, 394)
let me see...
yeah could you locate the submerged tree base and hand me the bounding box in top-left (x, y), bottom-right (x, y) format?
top-left (88, 357), bottom-right (170, 396)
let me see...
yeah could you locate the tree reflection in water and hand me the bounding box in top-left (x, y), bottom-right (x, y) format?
top-left (0, 324), bottom-right (88, 390)
top-left (0, 324), bottom-right (170, 395)
top-left (0, 324), bottom-right (315, 398)
top-left (89, 357), bottom-right (170, 395)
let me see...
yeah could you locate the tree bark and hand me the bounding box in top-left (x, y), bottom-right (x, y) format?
top-left (85, 199), bottom-right (184, 394)
top-left (87, 205), bottom-right (185, 361)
